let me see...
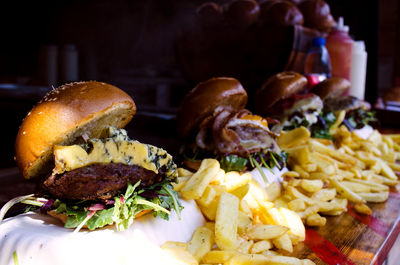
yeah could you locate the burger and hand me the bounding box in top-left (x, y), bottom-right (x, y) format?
top-left (254, 73), bottom-right (376, 139)
top-left (177, 77), bottom-right (287, 182)
top-left (1, 81), bottom-right (182, 231)
top-left (254, 71), bottom-right (331, 138)
top-left (312, 77), bottom-right (376, 132)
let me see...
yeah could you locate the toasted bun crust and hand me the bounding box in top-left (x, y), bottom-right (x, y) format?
top-left (177, 77), bottom-right (248, 138)
top-left (311, 77), bottom-right (350, 100)
top-left (15, 81), bottom-right (136, 180)
top-left (254, 71), bottom-right (307, 115)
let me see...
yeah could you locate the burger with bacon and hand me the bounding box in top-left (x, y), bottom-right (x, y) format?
top-left (177, 77), bottom-right (287, 179)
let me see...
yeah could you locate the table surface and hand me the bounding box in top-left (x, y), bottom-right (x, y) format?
top-left (1, 167), bottom-right (399, 265)
top-left (290, 187), bottom-right (400, 265)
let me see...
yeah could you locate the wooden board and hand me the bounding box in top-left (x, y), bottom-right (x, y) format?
top-left (289, 187), bottom-right (400, 265)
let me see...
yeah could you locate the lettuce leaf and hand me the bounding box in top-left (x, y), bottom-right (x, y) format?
top-left (54, 180), bottom-right (183, 231)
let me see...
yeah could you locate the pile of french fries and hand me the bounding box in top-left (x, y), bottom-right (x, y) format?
top-left (276, 110), bottom-right (400, 226)
top-left (160, 111), bottom-right (400, 264)
top-left (163, 159), bottom-right (314, 265)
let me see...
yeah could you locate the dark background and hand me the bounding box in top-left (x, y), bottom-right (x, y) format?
top-left (0, 0), bottom-right (398, 168)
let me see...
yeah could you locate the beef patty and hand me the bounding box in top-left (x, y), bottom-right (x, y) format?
top-left (43, 163), bottom-right (162, 200)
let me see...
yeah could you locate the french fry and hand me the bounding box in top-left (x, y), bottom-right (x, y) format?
top-left (296, 205), bottom-right (320, 219)
top-left (330, 178), bottom-right (365, 203)
top-left (202, 250), bottom-right (237, 264)
top-left (309, 139), bottom-right (357, 166)
top-left (262, 250), bottom-right (279, 256)
top-left (181, 159), bottom-right (220, 200)
top-left (378, 159), bottom-right (398, 180)
top-left (177, 167), bottom-right (193, 177)
top-left (265, 182), bottom-right (281, 201)
top-left (368, 174), bottom-right (398, 187)
top-left (236, 239), bottom-right (253, 254)
top-left (198, 198), bottom-right (219, 221)
top-left (161, 241), bottom-right (188, 250)
top-left (342, 178), bottom-right (389, 192)
top-left (173, 176), bottom-right (190, 191)
top-left (329, 110), bottom-right (346, 132)
top-left (239, 200), bottom-right (253, 217)
top-left (272, 233), bottom-right (293, 253)
top-left (230, 183), bottom-right (250, 200)
top-left (210, 168), bottom-right (225, 185)
top-left (288, 199), bottom-right (306, 212)
top-left (358, 191), bottom-right (389, 203)
top-left (237, 211), bottom-right (252, 234)
top-left (225, 253), bottom-right (304, 265)
top-left (354, 203), bottom-right (372, 215)
top-left (341, 181), bottom-right (371, 193)
top-left (204, 222), bottom-right (215, 232)
top-left (278, 207), bottom-right (305, 244)
top-left (292, 165), bottom-right (310, 178)
top-left (197, 185), bottom-right (217, 207)
top-left (215, 192), bottom-right (239, 250)
top-left (259, 207), bottom-right (286, 226)
top-left (250, 240), bottom-right (273, 254)
top-left (302, 259), bottom-right (317, 265)
top-left (300, 179), bottom-right (323, 193)
top-left (246, 224), bottom-right (288, 240)
top-left (188, 226), bottom-right (214, 262)
top-left (224, 171), bottom-right (252, 191)
top-left (306, 213), bottom-right (326, 227)
top-left (388, 162), bottom-right (400, 172)
top-left (311, 188), bottom-right (336, 202)
top-left (278, 126), bottom-right (310, 149)
top-left (282, 171), bottom-right (300, 178)
top-left (286, 186), bottom-right (315, 205)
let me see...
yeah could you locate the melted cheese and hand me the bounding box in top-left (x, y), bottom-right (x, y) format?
top-left (52, 128), bottom-right (177, 180)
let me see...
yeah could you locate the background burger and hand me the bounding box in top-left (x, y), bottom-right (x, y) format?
top-left (312, 77), bottom-right (377, 132)
top-left (254, 71), bottom-right (332, 138)
top-left (177, 77), bottom-right (287, 183)
top-left (1, 81), bottom-right (182, 231)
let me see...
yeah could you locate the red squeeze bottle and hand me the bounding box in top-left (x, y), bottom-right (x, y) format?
top-left (326, 17), bottom-right (354, 82)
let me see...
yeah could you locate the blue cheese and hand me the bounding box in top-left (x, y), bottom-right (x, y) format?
top-left (53, 128), bottom-right (177, 180)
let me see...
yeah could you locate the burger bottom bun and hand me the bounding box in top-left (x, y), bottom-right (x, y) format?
top-left (0, 199), bottom-right (204, 265)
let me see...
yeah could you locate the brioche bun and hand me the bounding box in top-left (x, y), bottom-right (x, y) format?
top-left (311, 77), bottom-right (350, 100)
top-left (254, 71), bottom-right (307, 115)
top-left (177, 77), bottom-right (248, 138)
top-left (15, 81), bottom-right (136, 180)
top-left (298, 0), bottom-right (335, 33)
top-left (259, 0), bottom-right (304, 27)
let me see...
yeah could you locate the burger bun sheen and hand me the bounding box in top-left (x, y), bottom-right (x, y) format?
top-left (177, 77), bottom-right (248, 138)
top-left (15, 81), bottom-right (136, 180)
top-left (311, 77), bottom-right (350, 100)
top-left (254, 71), bottom-right (307, 115)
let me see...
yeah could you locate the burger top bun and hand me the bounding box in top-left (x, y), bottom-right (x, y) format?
top-left (15, 81), bottom-right (136, 180)
top-left (254, 71), bottom-right (307, 115)
top-left (177, 77), bottom-right (248, 138)
top-left (311, 77), bottom-right (350, 100)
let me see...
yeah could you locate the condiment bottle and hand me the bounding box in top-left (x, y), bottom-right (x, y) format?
top-left (304, 37), bottom-right (332, 88)
top-left (326, 17), bottom-right (354, 83)
top-left (350, 41), bottom-right (367, 100)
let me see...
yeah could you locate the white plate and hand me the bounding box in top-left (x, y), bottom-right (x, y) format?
top-left (0, 199), bottom-right (204, 265)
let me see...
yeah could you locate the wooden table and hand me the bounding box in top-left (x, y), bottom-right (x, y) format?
top-left (1, 168), bottom-right (399, 265)
top-left (284, 187), bottom-right (400, 265)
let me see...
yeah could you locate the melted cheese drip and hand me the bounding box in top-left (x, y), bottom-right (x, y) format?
top-left (52, 128), bottom-right (177, 180)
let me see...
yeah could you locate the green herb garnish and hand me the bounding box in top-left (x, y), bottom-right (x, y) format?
top-left (219, 155), bottom-right (248, 172)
